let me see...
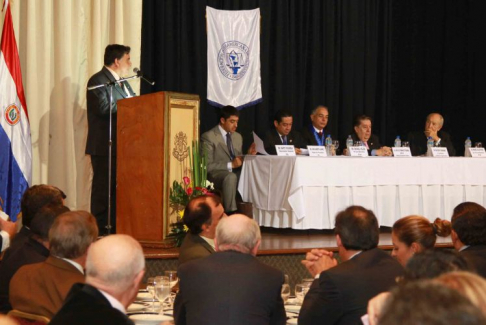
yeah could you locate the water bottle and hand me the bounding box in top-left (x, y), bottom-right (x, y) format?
top-left (346, 135), bottom-right (354, 156)
top-left (394, 136), bottom-right (401, 148)
top-left (465, 137), bottom-right (472, 157)
top-left (426, 136), bottom-right (434, 156)
top-left (325, 135), bottom-right (332, 155)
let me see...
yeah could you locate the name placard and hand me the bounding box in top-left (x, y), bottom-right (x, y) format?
top-left (392, 147), bottom-right (412, 157)
top-left (469, 147), bottom-right (486, 158)
top-left (307, 146), bottom-right (328, 157)
top-left (431, 147), bottom-right (449, 158)
top-left (276, 145), bottom-right (296, 156)
top-left (349, 146), bottom-right (369, 157)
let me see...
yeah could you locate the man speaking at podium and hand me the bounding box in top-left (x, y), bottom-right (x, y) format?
top-left (85, 44), bottom-right (136, 235)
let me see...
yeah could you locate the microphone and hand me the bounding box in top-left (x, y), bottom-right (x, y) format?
top-left (133, 68), bottom-right (155, 85)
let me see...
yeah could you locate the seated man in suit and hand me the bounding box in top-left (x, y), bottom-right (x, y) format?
top-left (50, 234), bottom-right (145, 325)
top-left (348, 115), bottom-right (392, 156)
top-left (300, 105), bottom-right (332, 146)
top-left (202, 106), bottom-right (248, 213)
top-left (0, 203), bottom-right (69, 313)
top-left (264, 109), bottom-right (305, 155)
top-left (10, 210), bottom-right (98, 318)
top-left (178, 195), bottom-right (226, 266)
top-left (175, 214), bottom-right (286, 325)
top-left (451, 202), bottom-right (486, 278)
top-left (407, 113), bottom-right (456, 156)
top-left (298, 206), bottom-right (403, 325)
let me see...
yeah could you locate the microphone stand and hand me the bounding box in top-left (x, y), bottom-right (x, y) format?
top-left (87, 74), bottom-right (145, 235)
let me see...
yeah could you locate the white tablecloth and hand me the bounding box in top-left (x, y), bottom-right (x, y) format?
top-left (238, 156), bottom-right (486, 229)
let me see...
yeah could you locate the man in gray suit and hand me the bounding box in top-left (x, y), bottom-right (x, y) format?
top-left (201, 106), bottom-right (243, 213)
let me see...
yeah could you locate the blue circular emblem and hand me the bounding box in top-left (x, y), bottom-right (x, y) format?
top-left (217, 41), bottom-right (250, 80)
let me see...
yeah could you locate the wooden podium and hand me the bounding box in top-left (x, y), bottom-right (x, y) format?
top-left (116, 92), bottom-right (200, 247)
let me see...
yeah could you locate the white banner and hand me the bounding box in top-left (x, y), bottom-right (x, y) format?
top-left (207, 6), bottom-right (262, 109)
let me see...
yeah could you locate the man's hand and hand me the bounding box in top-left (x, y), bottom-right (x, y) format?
top-left (231, 156), bottom-right (243, 169)
top-left (295, 148), bottom-right (302, 155)
top-left (247, 143), bottom-right (257, 155)
top-left (301, 249), bottom-right (337, 277)
top-left (424, 129), bottom-right (439, 141)
top-left (376, 146), bottom-right (392, 156)
top-left (0, 218), bottom-right (16, 239)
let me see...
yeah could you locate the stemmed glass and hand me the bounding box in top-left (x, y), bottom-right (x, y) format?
top-left (154, 276), bottom-right (171, 311)
top-left (332, 140), bottom-right (339, 156)
top-left (295, 284), bottom-right (310, 304)
top-left (164, 270), bottom-right (178, 308)
top-left (281, 284), bottom-right (291, 303)
top-left (146, 277), bottom-right (156, 310)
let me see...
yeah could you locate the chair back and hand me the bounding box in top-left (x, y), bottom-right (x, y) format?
top-left (7, 310), bottom-right (50, 325)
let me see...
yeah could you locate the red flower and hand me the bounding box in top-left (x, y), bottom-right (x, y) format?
top-left (195, 187), bottom-right (203, 191)
top-left (186, 187), bottom-right (193, 195)
top-left (183, 177), bottom-right (190, 185)
top-left (201, 188), bottom-right (208, 194)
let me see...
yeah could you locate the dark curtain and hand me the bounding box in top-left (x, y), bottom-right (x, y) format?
top-left (141, 0), bottom-right (486, 153)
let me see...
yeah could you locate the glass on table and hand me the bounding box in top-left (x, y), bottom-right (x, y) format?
top-left (164, 270), bottom-right (178, 290)
top-left (302, 278), bottom-right (314, 287)
top-left (154, 276), bottom-right (171, 310)
top-left (354, 141), bottom-right (363, 147)
top-left (281, 284), bottom-right (291, 304)
top-left (283, 274), bottom-right (290, 285)
top-left (146, 277), bottom-right (156, 310)
top-left (401, 141), bottom-right (410, 147)
top-left (295, 284), bottom-right (310, 304)
top-left (475, 142), bottom-right (483, 148)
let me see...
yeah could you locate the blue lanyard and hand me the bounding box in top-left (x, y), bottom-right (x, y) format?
top-left (311, 126), bottom-right (325, 146)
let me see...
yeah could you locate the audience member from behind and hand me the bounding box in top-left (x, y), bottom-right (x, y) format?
top-left (367, 249), bottom-right (471, 325)
top-left (298, 206), bottom-right (403, 325)
top-left (178, 195), bottom-right (226, 266)
top-left (10, 211), bottom-right (98, 319)
top-left (50, 235), bottom-right (145, 325)
top-left (391, 215), bottom-right (451, 266)
top-left (264, 109), bottom-right (305, 155)
top-left (435, 271), bottom-right (486, 317)
top-left (451, 202), bottom-right (486, 277)
top-left (407, 112), bottom-right (456, 156)
top-left (12, 184), bottom-right (65, 249)
top-left (0, 216), bottom-right (16, 253)
top-left (0, 204), bottom-right (69, 313)
top-left (174, 214), bottom-right (286, 325)
top-left (378, 280), bottom-right (486, 325)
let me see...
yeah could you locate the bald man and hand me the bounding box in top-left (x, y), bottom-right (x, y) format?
top-left (50, 235), bottom-right (145, 325)
top-left (407, 113), bottom-right (456, 156)
top-left (174, 214), bottom-right (286, 325)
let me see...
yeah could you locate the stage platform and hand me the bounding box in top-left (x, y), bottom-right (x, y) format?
top-left (143, 228), bottom-right (453, 289)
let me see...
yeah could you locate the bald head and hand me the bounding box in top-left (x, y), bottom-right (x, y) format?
top-left (86, 235), bottom-right (145, 293)
top-left (425, 113), bottom-right (444, 130)
top-left (215, 214), bottom-right (261, 255)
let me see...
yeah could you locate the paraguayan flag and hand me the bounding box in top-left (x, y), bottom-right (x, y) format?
top-left (207, 6), bottom-right (262, 109)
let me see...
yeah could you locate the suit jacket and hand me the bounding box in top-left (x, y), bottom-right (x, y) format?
top-left (174, 251), bottom-right (286, 325)
top-left (0, 236), bottom-right (49, 313)
top-left (10, 256), bottom-right (85, 318)
top-left (351, 133), bottom-right (382, 155)
top-left (299, 248), bottom-right (404, 325)
top-left (300, 125), bottom-right (332, 147)
top-left (264, 129), bottom-right (305, 155)
top-left (407, 130), bottom-right (456, 156)
top-left (178, 233), bottom-right (215, 266)
top-left (201, 125), bottom-right (243, 175)
top-left (50, 283), bottom-right (134, 325)
top-left (460, 245), bottom-right (486, 278)
top-left (85, 66), bottom-right (136, 156)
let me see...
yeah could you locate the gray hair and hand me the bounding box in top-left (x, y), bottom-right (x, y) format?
top-left (86, 235), bottom-right (145, 291)
top-left (427, 113), bottom-right (444, 126)
top-left (311, 105), bottom-right (328, 115)
top-left (216, 214), bottom-right (261, 254)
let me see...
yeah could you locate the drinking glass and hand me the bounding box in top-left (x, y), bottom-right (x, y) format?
top-left (354, 141), bottom-right (363, 147)
top-left (154, 276), bottom-right (171, 310)
top-left (295, 284), bottom-right (310, 304)
top-left (164, 270), bottom-right (178, 290)
top-left (302, 278), bottom-right (314, 287)
top-left (283, 274), bottom-right (290, 285)
top-left (146, 277), bottom-right (156, 310)
top-left (475, 142), bottom-right (483, 148)
top-left (281, 284), bottom-right (291, 304)
top-left (332, 140), bottom-right (339, 151)
top-left (401, 141), bottom-right (410, 147)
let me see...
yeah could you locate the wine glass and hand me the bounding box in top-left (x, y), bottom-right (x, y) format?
top-left (332, 140), bottom-right (339, 155)
top-left (284, 274), bottom-right (289, 285)
top-left (154, 276), bottom-right (171, 311)
top-left (164, 270), bottom-right (178, 290)
top-left (401, 141), bottom-right (410, 148)
top-left (295, 284), bottom-right (310, 304)
top-left (302, 278), bottom-right (314, 287)
top-left (354, 141), bottom-right (362, 147)
top-left (475, 142), bottom-right (483, 148)
top-left (281, 284), bottom-right (291, 304)
top-left (146, 277), bottom-right (156, 310)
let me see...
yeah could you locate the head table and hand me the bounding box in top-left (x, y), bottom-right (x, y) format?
top-left (238, 155), bottom-right (486, 229)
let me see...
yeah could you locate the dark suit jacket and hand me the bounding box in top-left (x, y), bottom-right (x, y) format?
top-left (298, 248), bottom-right (404, 325)
top-left (85, 66), bottom-right (135, 157)
top-left (264, 129), bottom-right (305, 155)
top-left (178, 233), bottom-right (215, 266)
top-left (300, 125), bottom-right (332, 147)
top-left (350, 133), bottom-right (382, 155)
top-left (460, 245), bottom-right (486, 278)
top-left (10, 256), bottom-right (85, 318)
top-left (0, 236), bottom-right (49, 313)
top-left (407, 130), bottom-right (456, 156)
top-left (174, 251), bottom-right (286, 325)
top-left (50, 283), bottom-right (134, 325)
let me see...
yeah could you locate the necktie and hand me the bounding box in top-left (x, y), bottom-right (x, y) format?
top-left (317, 131), bottom-right (323, 137)
top-left (282, 135), bottom-right (287, 145)
top-left (226, 132), bottom-right (235, 160)
top-left (364, 141), bottom-right (369, 149)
